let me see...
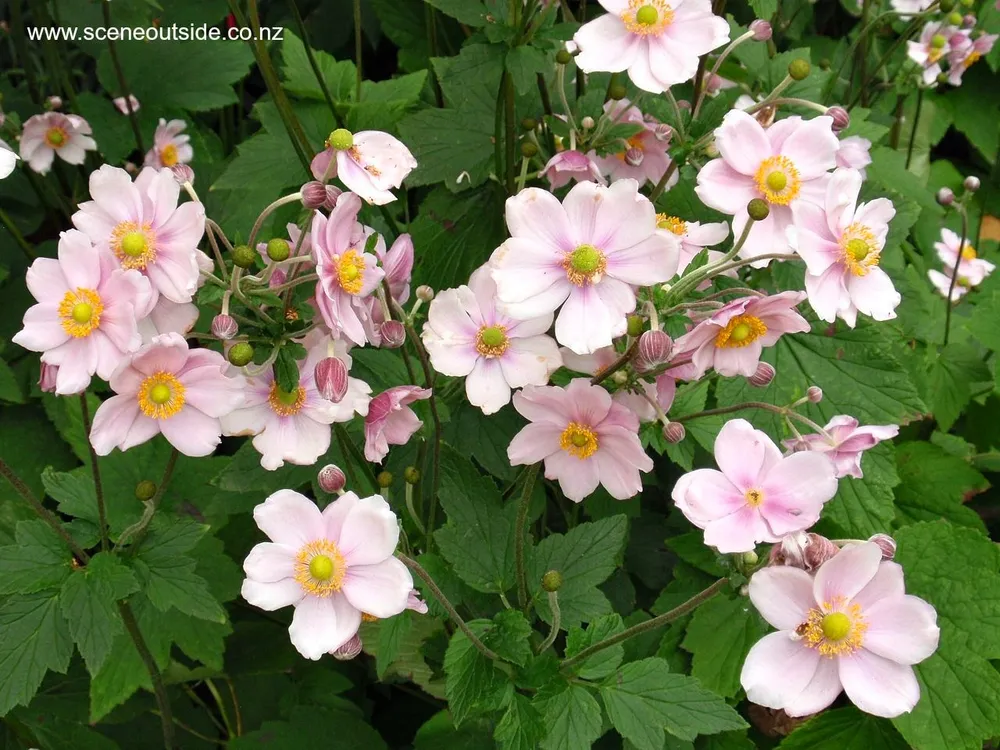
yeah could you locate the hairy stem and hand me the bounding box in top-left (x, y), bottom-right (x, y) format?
top-left (515, 465), bottom-right (540, 608)
top-left (79, 395), bottom-right (109, 550)
top-left (537, 591), bottom-right (561, 653)
top-left (119, 602), bottom-right (175, 749)
top-left (943, 206), bottom-right (969, 346)
top-left (590, 338), bottom-right (640, 386)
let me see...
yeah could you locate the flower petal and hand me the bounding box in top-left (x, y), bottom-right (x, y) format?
top-left (741, 631), bottom-right (823, 711)
top-left (338, 494), bottom-right (400, 566)
top-left (243, 542), bottom-right (296, 583)
top-left (813, 541), bottom-right (882, 606)
top-left (288, 594), bottom-right (362, 660)
top-left (838, 649), bottom-right (921, 718)
top-left (253, 489), bottom-right (325, 548)
top-left (341, 556), bottom-right (413, 618)
top-left (241, 578), bottom-right (303, 611)
top-left (748, 566), bottom-right (816, 630)
top-left (862, 595), bottom-right (939, 665)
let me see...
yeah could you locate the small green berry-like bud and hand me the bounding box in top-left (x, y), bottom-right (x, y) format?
top-left (328, 128), bottom-right (354, 151)
top-left (266, 237), bottom-right (290, 262)
top-left (521, 117), bottom-right (537, 131)
top-left (404, 466), bottom-right (421, 485)
top-left (377, 471), bottom-right (393, 488)
top-left (541, 570), bottom-right (563, 592)
top-left (747, 198), bottom-right (770, 221)
top-left (960, 0), bottom-right (974, 7)
top-left (742, 550), bottom-right (759, 566)
top-left (939, 0), bottom-right (955, 10)
top-left (948, 11), bottom-right (963, 25)
top-left (232, 244), bottom-right (256, 269)
top-left (626, 314), bottom-right (644, 337)
top-left (819, 58), bottom-right (831, 70)
top-left (930, 33), bottom-right (947, 49)
top-left (228, 342), bottom-right (254, 367)
top-left (788, 59), bottom-right (811, 81)
top-left (612, 370), bottom-right (628, 386)
top-left (135, 480), bottom-right (157, 501)
top-left (556, 49), bottom-right (573, 65)
top-left (521, 141), bottom-right (538, 158)
top-left (609, 82), bottom-right (628, 100)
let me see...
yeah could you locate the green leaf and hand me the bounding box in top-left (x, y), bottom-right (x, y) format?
top-left (496, 692), bottom-right (547, 750)
top-left (230, 705), bottom-right (388, 749)
top-left (375, 610), bottom-right (412, 679)
top-left (434, 447), bottom-right (518, 593)
top-left (444, 621), bottom-right (512, 726)
top-left (398, 106), bottom-right (495, 189)
top-left (891, 522), bottom-right (1000, 750)
top-left (600, 658), bottom-right (747, 747)
top-left (425, 0), bottom-right (489, 26)
top-left (444, 401), bottom-right (525, 480)
top-left (823, 443), bottom-right (898, 538)
top-left (966, 290), bottom-right (1000, 352)
top-left (0, 592), bottom-right (74, 715)
top-left (533, 684), bottom-right (604, 750)
top-left (280, 29), bottom-right (356, 101)
top-left (564, 613), bottom-right (626, 680)
top-left (274, 346), bottom-right (302, 394)
top-left (749, 0), bottom-right (778, 18)
top-left (59, 552), bottom-right (139, 675)
top-left (506, 46), bottom-right (551, 96)
top-left (0, 357), bottom-right (23, 403)
top-left (41, 467), bottom-right (99, 524)
top-left (681, 594), bottom-right (769, 699)
top-left (133, 553), bottom-right (226, 623)
top-left (893, 442), bottom-right (989, 530)
top-left (0, 519), bottom-right (74, 595)
top-left (925, 343), bottom-right (992, 431)
top-left (483, 610), bottom-right (535, 667)
top-left (867, 146), bottom-right (942, 215)
top-left (945, 65), bottom-right (1000, 163)
top-left (779, 706), bottom-right (909, 749)
top-left (528, 516), bottom-right (629, 627)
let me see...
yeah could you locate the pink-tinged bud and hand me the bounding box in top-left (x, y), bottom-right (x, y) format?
top-left (416, 285), bottom-right (435, 302)
top-left (581, 116), bottom-right (596, 129)
top-left (962, 13), bottom-right (976, 27)
top-left (750, 19), bottom-right (772, 41)
top-left (301, 181), bottom-right (327, 209)
top-left (624, 147), bottom-right (644, 167)
top-left (653, 123), bottom-right (672, 142)
top-left (868, 533), bottom-right (896, 560)
top-left (663, 422), bottom-right (686, 444)
top-left (318, 464), bottom-right (347, 493)
top-left (677, 99), bottom-right (692, 110)
top-left (324, 185), bottom-right (342, 210)
top-left (315, 357), bottom-right (349, 403)
top-left (46, 95), bottom-right (63, 110)
top-left (170, 165), bottom-right (194, 185)
top-left (637, 330), bottom-right (673, 370)
top-left (211, 314), bottom-right (238, 340)
top-left (936, 187), bottom-right (955, 206)
top-left (38, 364), bottom-right (58, 393)
top-left (748, 362), bottom-right (776, 388)
top-left (332, 633), bottom-right (363, 660)
top-left (380, 320), bottom-right (406, 349)
top-left (768, 532), bottom-right (839, 572)
top-left (826, 106), bottom-right (850, 132)
top-left (807, 386), bottom-right (823, 403)
top-left (270, 268), bottom-right (288, 287)
top-left (964, 175), bottom-right (981, 192)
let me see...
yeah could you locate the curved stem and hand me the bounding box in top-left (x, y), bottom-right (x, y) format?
top-left (537, 591), bottom-right (561, 654)
top-left (515, 465), bottom-right (540, 608)
top-left (649, 158), bottom-right (681, 203)
top-left (692, 31), bottom-right (752, 119)
top-left (590, 338), bottom-right (640, 386)
top-left (666, 216), bottom-right (759, 303)
top-left (706, 252), bottom-right (799, 278)
top-left (79, 395), bottom-right (109, 550)
top-left (397, 553), bottom-right (502, 661)
top-left (265, 272), bottom-right (318, 294)
top-left (675, 400), bottom-right (785, 423)
top-left (943, 206), bottom-right (969, 346)
top-left (353, 0), bottom-right (363, 101)
top-left (247, 193), bottom-right (302, 251)
top-left (119, 602), bottom-right (175, 749)
top-left (123, 449), bottom-right (178, 551)
top-left (560, 579), bottom-right (728, 670)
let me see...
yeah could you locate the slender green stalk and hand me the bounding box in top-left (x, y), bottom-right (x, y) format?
top-left (9, 0), bottom-right (41, 104)
top-left (649, 159), bottom-right (681, 203)
top-left (118, 602), bottom-right (175, 749)
top-left (504, 72), bottom-right (517, 194)
top-left (79, 395), bottom-right (109, 551)
top-left (591, 338), bottom-right (640, 386)
top-left (353, 0), bottom-right (363, 101)
top-left (0, 208), bottom-right (36, 259)
top-left (123, 449), bottom-right (178, 551)
top-left (666, 216), bottom-right (759, 303)
top-left (515, 465), bottom-right (540, 608)
top-left (847, 15), bottom-right (926, 109)
top-left (334, 424), bottom-right (378, 493)
top-left (537, 591), bottom-right (561, 653)
top-left (943, 206), bottom-right (969, 346)
top-left (102, 1), bottom-right (145, 155)
top-left (905, 88), bottom-right (924, 169)
top-left (333, 426), bottom-right (360, 489)
top-left (288, 0), bottom-right (344, 127)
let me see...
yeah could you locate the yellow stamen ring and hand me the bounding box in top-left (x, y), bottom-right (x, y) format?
top-left (59, 288), bottom-right (104, 338)
top-left (294, 540), bottom-right (346, 596)
top-left (111, 221), bottom-right (157, 270)
top-left (560, 422), bottom-right (599, 459)
top-left (621, 0), bottom-right (674, 35)
top-left (476, 325), bottom-right (510, 357)
top-left (268, 381), bottom-right (307, 417)
top-left (337, 249), bottom-right (365, 295)
top-left (798, 597), bottom-right (867, 658)
top-left (137, 372), bottom-right (186, 420)
top-left (754, 155), bottom-right (801, 205)
top-left (714, 314), bottom-right (767, 348)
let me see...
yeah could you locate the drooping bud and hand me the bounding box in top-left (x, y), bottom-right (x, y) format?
top-left (541, 570), bottom-right (563, 592)
top-left (807, 386), bottom-right (823, 403)
top-left (227, 342), bottom-right (254, 367)
top-left (266, 237), bottom-right (291, 262)
top-left (232, 244), bottom-right (256, 269)
top-left (868, 533), bottom-right (896, 560)
top-left (626, 314), bottom-right (644, 337)
top-left (416, 285), bottom-right (435, 302)
top-left (301, 181), bottom-right (327, 209)
top-left (788, 59), bottom-right (811, 81)
top-left (747, 199), bottom-right (770, 221)
top-left (377, 471), bottom-right (393, 488)
top-left (624, 147), bottom-right (644, 167)
top-left (826, 106), bottom-right (850, 132)
top-left (327, 128), bottom-right (354, 151)
top-left (768, 531), bottom-right (839, 572)
top-left (521, 141), bottom-right (539, 158)
top-left (323, 185), bottom-right (342, 210)
top-left (748, 362), bottom-right (776, 388)
top-left (663, 421), bottom-right (686, 444)
top-left (653, 123), bottom-right (672, 142)
top-left (135, 480), bottom-right (157, 501)
top-left (380, 320), bottom-right (406, 349)
top-left (332, 634), bottom-right (363, 661)
top-left (315, 357), bottom-right (349, 403)
top-left (609, 82), bottom-right (627, 100)
top-left (556, 49), bottom-right (573, 65)
top-left (318, 464), bottom-right (347, 494)
top-left (581, 116), bottom-right (596, 129)
top-left (211, 314), bottom-right (238, 340)
top-left (750, 19), bottom-right (772, 41)
top-left (46, 95), bottom-right (63, 110)
top-left (403, 466), bottom-right (421, 485)
top-left (637, 330), bottom-right (673, 370)
top-left (38, 364), bottom-right (58, 393)
top-left (170, 165), bottom-right (195, 185)
top-left (962, 13), bottom-right (976, 28)
top-left (964, 175), bottom-right (981, 192)
top-left (936, 187), bottom-right (955, 206)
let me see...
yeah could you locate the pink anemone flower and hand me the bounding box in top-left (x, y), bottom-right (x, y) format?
top-left (671, 419), bottom-right (838, 553)
top-left (946, 31), bottom-right (997, 86)
top-left (695, 110), bottom-right (840, 265)
top-left (741, 542), bottom-right (939, 718)
top-left (541, 150), bottom-right (607, 190)
top-left (19, 112), bottom-right (97, 174)
top-left (422, 265), bottom-right (562, 415)
top-left (112, 95), bottom-right (141, 115)
top-left (72, 165), bottom-right (206, 304)
top-left (589, 100), bottom-right (676, 188)
top-left (507, 378), bottom-right (653, 502)
top-left (13, 229), bottom-right (153, 395)
top-left (673, 291), bottom-right (810, 379)
top-left (934, 228), bottom-right (994, 286)
top-left (490, 179), bottom-right (679, 355)
top-left (144, 119), bottom-right (193, 169)
top-left (310, 128), bottom-right (417, 206)
top-left (559, 346), bottom-right (671, 422)
top-left (364, 386), bottom-right (432, 463)
top-left (241, 490), bottom-right (414, 660)
top-left (906, 23), bottom-right (954, 86)
top-left (927, 268), bottom-right (971, 301)
top-left (790, 168), bottom-right (899, 327)
top-left (783, 415), bottom-right (899, 479)
top-left (89, 333), bottom-right (245, 457)
top-left (573, 0), bottom-right (730, 93)
top-left (656, 214), bottom-right (730, 276)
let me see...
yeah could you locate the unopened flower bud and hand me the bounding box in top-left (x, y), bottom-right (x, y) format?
top-left (521, 141), bottom-right (538, 158)
top-left (626, 314), bottom-right (644, 337)
top-left (416, 285), bottom-right (435, 302)
top-left (750, 19), bottom-right (772, 41)
top-left (930, 33), bottom-right (947, 49)
top-left (380, 320), bottom-right (406, 348)
top-left (332, 634), bottom-right (363, 660)
top-left (124, 161), bottom-right (139, 175)
top-left (624, 147), bottom-right (644, 167)
top-left (266, 237), bottom-right (291, 262)
top-left (323, 185), bottom-right (342, 210)
top-left (232, 244), bottom-right (256, 269)
top-left (327, 128), bottom-right (354, 151)
top-left (742, 550), bottom-right (759, 566)
top-left (826, 106), bottom-right (850, 132)
top-left (556, 49), bottom-right (573, 65)
top-left (521, 117), bottom-right (537, 131)
top-left (315, 357), bottom-right (349, 403)
top-left (963, 13), bottom-right (976, 27)
top-left (38, 363), bottom-right (58, 393)
top-left (807, 386), bottom-right (823, 403)
top-left (748, 361), bottom-right (776, 387)
top-left (747, 198), bottom-right (770, 221)
top-left (403, 466), bottom-right (421, 485)
top-left (46, 95), bottom-right (63, 110)
top-left (939, 0), bottom-right (955, 10)
top-left (170, 165), bottom-right (194, 185)
top-left (609, 82), bottom-right (627, 100)
top-left (768, 531), bottom-right (839, 572)
top-left (788, 59), bottom-right (811, 81)
top-left (653, 123), bottom-right (672, 142)
top-left (936, 187), bottom-right (955, 206)
top-left (318, 464), bottom-right (347, 493)
top-left (663, 421), bottom-right (686, 444)
top-left (637, 330), bottom-right (673, 370)
top-left (964, 175), bottom-right (981, 192)
top-left (612, 370), bottom-right (629, 386)
top-left (541, 570), bottom-right (563, 592)
top-left (227, 342), bottom-right (254, 367)
top-left (948, 10), bottom-right (963, 25)
top-left (377, 471), bottom-right (393, 488)
top-left (960, 0), bottom-right (974, 7)
top-left (703, 139), bottom-right (719, 157)
top-left (868, 533), bottom-right (896, 560)
top-left (211, 314), bottom-right (238, 340)
top-left (581, 116), bottom-right (596, 129)
top-left (135, 480), bottom-right (157, 501)
top-left (301, 181), bottom-right (327, 209)
top-left (937, 71), bottom-right (950, 85)
top-left (677, 99), bottom-right (692, 110)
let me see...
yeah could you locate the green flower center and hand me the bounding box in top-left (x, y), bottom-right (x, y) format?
top-left (846, 238), bottom-right (870, 261)
top-left (479, 326), bottom-right (506, 348)
top-left (635, 5), bottom-right (658, 25)
top-left (275, 388), bottom-right (301, 406)
top-left (765, 171), bottom-right (787, 192)
top-left (570, 433), bottom-right (589, 448)
top-left (571, 244), bottom-right (602, 274)
top-left (328, 128), bottom-right (354, 151)
top-left (309, 554), bottom-right (335, 581)
top-left (821, 612), bottom-right (851, 641)
top-left (729, 322), bottom-right (752, 342)
top-left (121, 231), bottom-right (148, 258)
top-left (71, 303), bottom-right (93, 324)
top-left (149, 384), bottom-right (173, 405)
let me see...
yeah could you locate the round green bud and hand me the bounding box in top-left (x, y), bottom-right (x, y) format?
top-left (931, 33), bottom-right (947, 48)
top-left (403, 467), bottom-right (421, 485)
top-left (328, 128), bottom-right (354, 151)
top-left (948, 11), bottom-right (963, 25)
top-left (819, 58), bottom-right (831, 70)
top-left (626, 314), bottom-right (644, 337)
top-left (609, 82), bottom-right (628, 100)
top-left (960, 0), bottom-right (974, 7)
top-left (541, 570), bottom-right (563, 592)
top-left (228, 342), bottom-right (254, 367)
top-left (521, 141), bottom-right (538, 158)
top-left (742, 550), bottom-right (759, 566)
top-left (266, 238), bottom-right (290, 262)
top-left (377, 471), bottom-right (393, 489)
top-left (135, 480), bottom-right (157, 501)
top-left (232, 244), bottom-right (256, 269)
top-left (788, 59), bottom-right (811, 81)
top-left (556, 49), bottom-right (573, 65)
top-left (939, 0), bottom-right (955, 10)
top-left (521, 117), bottom-right (538, 131)
top-left (937, 71), bottom-right (950, 84)
top-left (747, 198), bottom-right (770, 221)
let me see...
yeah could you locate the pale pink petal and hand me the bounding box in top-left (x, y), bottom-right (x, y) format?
top-left (563, 179), bottom-right (657, 253)
top-left (289, 594), bottom-right (362, 660)
top-left (504, 187), bottom-right (574, 253)
top-left (806, 266), bottom-right (850, 324)
top-left (499, 335), bottom-right (561, 389)
top-left (574, 14), bottom-right (641, 74)
top-left (778, 116), bottom-right (839, 180)
top-left (862, 595), bottom-right (939, 664)
top-left (322, 491), bottom-right (361, 543)
top-left (338, 494), bottom-right (400, 567)
top-left (813, 542), bottom-right (882, 606)
top-left (838, 650), bottom-right (921, 718)
top-left (243, 542), bottom-right (296, 583)
top-left (695, 159), bottom-right (758, 215)
top-left (253, 489), bottom-right (325, 547)
top-left (714, 419), bottom-right (781, 490)
top-left (89, 395), bottom-right (143, 456)
top-left (847, 268), bottom-right (900, 322)
top-left (672, 469), bottom-right (746, 526)
top-left (759, 452), bottom-right (838, 536)
top-left (508, 422), bottom-right (563, 465)
top-left (158, 408), bottom-right (222, 457)
top-left (715, 110), bottom-right (772, 176)
top-left (544, 451), bottom-right (601, 502)
top-left (341, 557), bottom-right (413, 618)
top-left (241, 578), bottom-right (304, 611)
top-left (748, 566), bottom-right (815, 630)
top-left (490, 237), bottom-right (568, 305)
top-left (741, 631), bottom-right (823, 711)
top-left (704, 505), bottom-right (774, 552)
top-left (13, 305), bottom-right (70, 352)
top-left (466, 357), bottom-right (512, 415)
top-left (606, 234), bottom-right (679, 284)
top-left (784, 657), bottom-right (843, 717)
top-left (555, 285), bottom-right (618, 354)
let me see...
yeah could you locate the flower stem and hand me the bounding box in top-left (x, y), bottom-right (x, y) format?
top-left (397, 553), bottom-right (502, 661)
top-left (666, 216), bottom-right (759, 303)
top-left (288, 0), bottom-right (344, 127)
top-left (102, 0), bottom-right (145, 155)
top-left (560, 579), bottom-right (728, 670)
top-left (905, 87), bottom-right (924, 170)
top-left (943, 205), bottom-right (969, 346)
top-left (122, 449), bottom-right (178, 552)
top-left (353, 0), bottom-right (363, 101)
top-left (334, 424), bottom-right (379, 493)
top-left (118, 601), bottom-right (175, 749)
top-left (0, 208), bottom-right (36, 260)
top-left (504, 72), bottom-right (517, 194)
top-left (648, 158), bottom-right (681, 203)
top-left (515, 465), bottom-right (540, 608)
top-left (79, 395), bottom-right (109, 551)
top-left (247, 193), bottom-right (302, 251)
top-left (537, 591), bottom-right (561, 653)
top-left (691, 30), bottom-right (753, 119)
top-left (590, 338), bottom-right (640, 386)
